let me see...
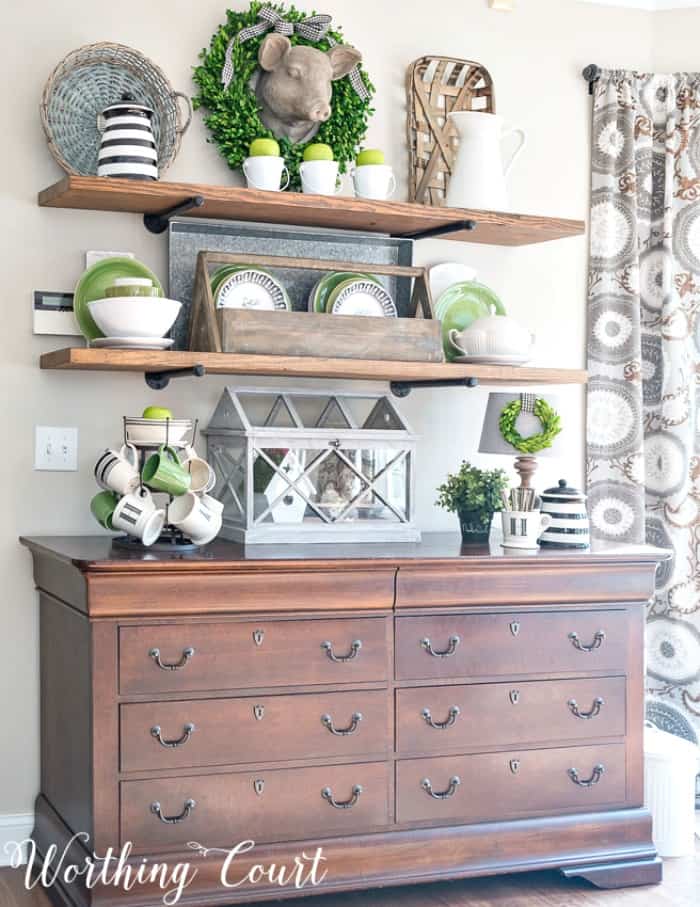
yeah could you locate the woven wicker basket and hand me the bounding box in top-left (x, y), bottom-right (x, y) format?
top-left (40, 42), bottom-right (192, 176)
top-left (407, 56), bottom-right (495, 206)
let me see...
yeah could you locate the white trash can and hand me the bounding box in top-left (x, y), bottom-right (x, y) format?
top-left (644, 723), bottom-right (699, 857)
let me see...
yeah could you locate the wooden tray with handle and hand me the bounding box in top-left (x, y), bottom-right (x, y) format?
top-left (188, 251), bottom-right (442, 363)
top-left (407, 56), bottom-right (495, 206)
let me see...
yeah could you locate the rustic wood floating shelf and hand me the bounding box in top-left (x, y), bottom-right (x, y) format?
top-left (38, 176), bottom-right (585, 246)
top-left (40, 348), bottom-right (588, 391)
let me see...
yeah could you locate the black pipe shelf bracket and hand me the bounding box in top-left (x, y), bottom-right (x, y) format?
top-left (143, 195), bottom-right (206, 234)
top-left (583, 64), bottom-right (602, 96)
top-left (145, 364), bottom-right (206, 390)
top-left (402, 219), bottom-right (477, 242)
top-left (390, 377), bottom-right (479, 398)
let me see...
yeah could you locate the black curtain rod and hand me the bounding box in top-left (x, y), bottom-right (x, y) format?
top-left (582, 64), bottom-right (602, 95)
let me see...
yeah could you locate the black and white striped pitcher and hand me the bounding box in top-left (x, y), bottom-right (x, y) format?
top-left (97, 98), bottom-right (158, 180)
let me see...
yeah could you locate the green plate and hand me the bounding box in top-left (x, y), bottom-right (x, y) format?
top-left (437, 281), bottom-right (506, 362)
top-left (210, 265), bottom-right (247, 298)
top-left (74, 257), bottom-right (164, 341)
top-left (311, 272), bottom-right (380, 313)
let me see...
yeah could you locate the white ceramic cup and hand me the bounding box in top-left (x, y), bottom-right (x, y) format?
top-left (352, 164), bottom-right (396, 200)
top-left (183, 450), bottom-right (216, 494)
top-left (168, 492), bottom-right (223, 545)
top-left (112, 488), bottom-right (165, 546)
top-left (500, 510), bottom-right (552, 550)
top-left (243, 156), bottom-right (290, 192)
top-left (299, 160), bottom-right (342, 196)
top-left (94, 443), bottom-right (140, 496)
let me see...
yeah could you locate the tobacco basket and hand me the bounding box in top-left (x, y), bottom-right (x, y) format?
top-left (407, 56), bottom-right (495, 206)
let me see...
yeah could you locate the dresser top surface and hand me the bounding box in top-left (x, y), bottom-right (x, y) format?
top-left (20, 533), bottom-right (669, 574)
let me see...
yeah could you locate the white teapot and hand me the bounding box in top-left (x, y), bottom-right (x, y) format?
top-left (449, 305), bottom-right (534, 359)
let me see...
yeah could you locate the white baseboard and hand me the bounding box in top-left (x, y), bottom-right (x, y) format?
top-left (0, 813), bottom-right (34, 867)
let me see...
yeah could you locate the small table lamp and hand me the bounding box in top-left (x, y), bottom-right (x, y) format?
top-left (478, 392), bottom-right (561, 490)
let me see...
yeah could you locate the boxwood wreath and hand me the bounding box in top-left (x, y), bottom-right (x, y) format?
top-left (499, 397), bottom-right (562, 454)
top-left (193, 2), bottom-right (375, 190)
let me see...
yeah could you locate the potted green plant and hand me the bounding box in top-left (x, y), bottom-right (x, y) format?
top-left (436, 461), bottom-right (508, 542)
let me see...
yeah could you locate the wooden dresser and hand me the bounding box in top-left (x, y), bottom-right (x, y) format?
top-left (21, 534), bottom-right (665, 906)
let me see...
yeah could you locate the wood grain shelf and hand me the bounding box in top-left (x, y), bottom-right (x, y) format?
top-left (38, 176), bottom-right (585, 246)
top-left (40, 348), bottom-right (588, 385)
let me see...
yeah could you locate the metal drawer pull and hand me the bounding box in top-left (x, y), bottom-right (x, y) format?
top-left (568, 697), bottom-right (604, 720)
top-left (421, 776), bottom-right (461, 800)
top-left (420, 634), bottom-right (461, 658)
top-left (321, 784), bottom-right (363, 809)
top-left (321, 712), bottom-right (363, 736)
top-left (150, 723), bottom-right (195, 748)
top-left (321, 639), bottom-right (362, 662)
top-left (150, 798), bottom-right (196, 824)
top-left (568, 630), bottom-right (605, 652)
top-left (422, 705), bottom-right (461, 730)
top-left (568, 764), bottom-right (605, 787)
top-left (149, 646), bottom-right (195, 670)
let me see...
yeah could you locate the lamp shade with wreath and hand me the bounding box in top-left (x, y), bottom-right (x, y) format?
top-left (478, 392), bottom-right (563, 490)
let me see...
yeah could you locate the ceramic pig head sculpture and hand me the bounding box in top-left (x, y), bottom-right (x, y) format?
top-left (255, 33), bottom-right (362, 144)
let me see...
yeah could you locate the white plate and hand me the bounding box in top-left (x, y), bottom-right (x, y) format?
top-left (429, 262), bottom-right (478, 304)
top-left (329, 280), bottom-right (397, 317)
top-left (216, 269), bottom-right (290, 311)
top-left (91, 337), bottom-right (174, 350)
top-left (452, 353), bottom-right (531, 366)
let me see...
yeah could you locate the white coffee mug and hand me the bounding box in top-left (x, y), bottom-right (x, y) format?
top-left (183, 452), bottom-right (216, 495)
top-left (352, 164), bottom-right (396, 200)
top-left (500, 510), bottom-right (552, 550)
top-left (242, 156), bottom-right (290, 192)
top-left (168, 492), bottom-right (223, 545)
top-left (299, 160), bottom-right (342, 196)
top-left (94, 443), bottom-right (140, 496)
top-left (112, 488), bottom-right (165, 546)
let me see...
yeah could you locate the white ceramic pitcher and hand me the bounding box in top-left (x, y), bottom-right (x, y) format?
top-left (446, 111), bottom-right (526, 211)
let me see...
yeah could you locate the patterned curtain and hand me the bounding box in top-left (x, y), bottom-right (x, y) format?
top-left (587, 70), bottom-right (700, 744)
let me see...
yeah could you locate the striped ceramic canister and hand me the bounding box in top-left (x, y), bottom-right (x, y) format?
top-left (538, 479), bottom-right (590, 549)
top-left (97, 100), bottom-right (158, 180)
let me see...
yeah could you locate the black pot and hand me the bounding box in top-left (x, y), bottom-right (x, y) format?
top-left (457, 508), bottom-right (493, 543)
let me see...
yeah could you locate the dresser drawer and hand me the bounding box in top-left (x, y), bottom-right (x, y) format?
top-left (396, 743), bottom-right (626, 825)
top-left (121, 761), bottom-right (390, 852)
top-left (396, 677), bottom-right (626, 754)
top-left (395, 610), bottom-right (628, 680)
top-left (119, 617), bottom-right (389, 694)
top-left (121, 689), bottom-right (391, 771)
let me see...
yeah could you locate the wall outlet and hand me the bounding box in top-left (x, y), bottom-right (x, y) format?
top-left (34, 426), bottom-right (79, 471)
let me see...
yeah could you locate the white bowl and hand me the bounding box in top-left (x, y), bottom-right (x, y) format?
top-left (87, 297), bottom-right (181, 339)
top-left (125, 418), bottom-right (193, 447)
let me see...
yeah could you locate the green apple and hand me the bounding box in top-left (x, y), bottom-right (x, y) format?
top-left (142, 406), bottom-right (173, 420)
top-left (249, 138), bottom-right (280, 157)
top-left (303, 143), bottom-right (334, 162)
top-left (356, 148), bottom-right (385, 166)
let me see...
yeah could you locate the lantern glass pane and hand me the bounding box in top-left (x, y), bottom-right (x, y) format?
top-left (250, 445), bottom-right (409, 526)
top-left (209, 440), bottom-right (247, 520)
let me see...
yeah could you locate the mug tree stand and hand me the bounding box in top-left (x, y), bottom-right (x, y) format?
top-left (110, 417), bottom-right (202, 554)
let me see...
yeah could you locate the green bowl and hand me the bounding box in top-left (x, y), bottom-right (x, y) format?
top-left (104, 285), bottom-right (164, 298)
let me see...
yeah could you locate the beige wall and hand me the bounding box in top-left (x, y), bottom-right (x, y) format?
top-left (653, 7), bottom-right (700, 70)
top-left (1, 0), bottom-right (654, 816)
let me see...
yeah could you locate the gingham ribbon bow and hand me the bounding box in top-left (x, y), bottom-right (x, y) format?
top-left (221, 6), bottom-right (368, 101)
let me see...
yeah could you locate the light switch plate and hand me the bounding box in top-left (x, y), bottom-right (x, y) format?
top-left (35, 426), bottom-right (79, 471)
top-left (86, 250), bottom-right (135, 268)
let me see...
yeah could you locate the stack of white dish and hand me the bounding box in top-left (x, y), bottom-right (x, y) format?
top-left (87, 277), bottom-right (181, 350)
